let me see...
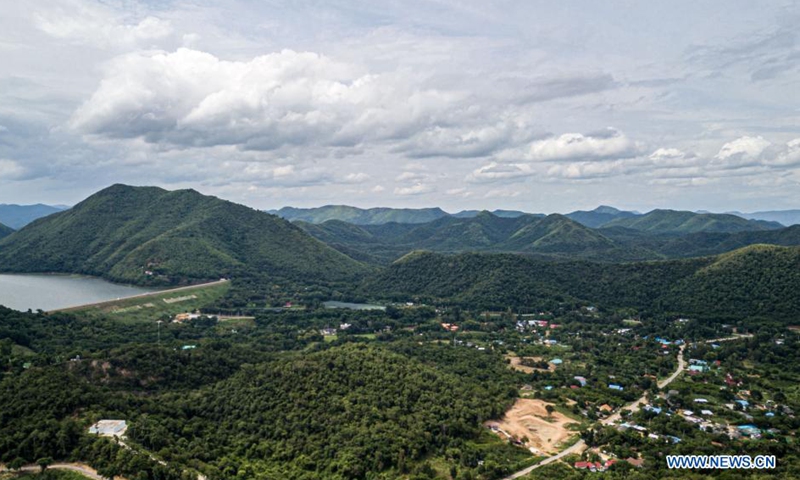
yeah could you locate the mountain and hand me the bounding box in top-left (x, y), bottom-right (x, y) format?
top-left (0, 222), bottom-right (13, 239)
top-left (0, 184), bottom-right (368, 285)
top-left (603, 209), bottom-right (782, 233)
top-left (566, 205), bottom-right (639, 228)
top-left (451, 209), bottom-right (530, 218)
top-left (734, 209), bottom-right (800, 226)
top-left (299, 212), bottom-right (653, 263)
top-left (0, 203), bottom-right (66, 229)
top-left (271, 205), bottom-right (450, 224)
top-left (362, 245), bottom-right (800, 319)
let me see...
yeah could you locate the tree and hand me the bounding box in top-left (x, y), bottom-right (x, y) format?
top-left (545, 405), bottom-right (555, 418)
top-left (8, 457), bottom-right (27, 471)
top-left (37, 457), bottom-right (53, 472)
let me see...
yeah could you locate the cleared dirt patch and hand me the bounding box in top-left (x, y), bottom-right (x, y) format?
top-left (506, 355), bottom-right (554, 373)
top-left (486, 398), bottom-right (577, 455)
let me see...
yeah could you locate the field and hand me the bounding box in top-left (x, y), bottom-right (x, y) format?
top-left (486, 399), bottom-right (578, 455)
top-left (61, 281), bottom-right (231, 323)
top-left (506, 355), bottom-right (553, 374)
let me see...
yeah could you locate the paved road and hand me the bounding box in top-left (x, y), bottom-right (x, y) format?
top-left (500, 334), bottom-right (751, 479)
top-left (49, 279), bottom-right (229, 313)
top-left (0, 462), bottom-right (110, 479)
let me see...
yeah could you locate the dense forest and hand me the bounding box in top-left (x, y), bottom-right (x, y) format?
top-left (0, 185), bottom-right (369, 286)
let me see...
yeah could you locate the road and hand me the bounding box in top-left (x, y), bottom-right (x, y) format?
top-left (48, 279), bottom-right (230, 313)
top-left (500, 334), bottom-right (751, 479)
top-left (0, 462), bottom-right (112, 479)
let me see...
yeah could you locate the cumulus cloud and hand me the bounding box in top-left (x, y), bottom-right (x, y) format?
top-left (498, 128), bottom-right (642, 163)
top-left (71, 48), bottom-right (465, 154)
top-left (765, 138), bottom-right (800, 167)
top-left (466, 162), bottom-right (535, 183)
top-left (394, 183), bottom-right (434, 195)
top-left (712, 136), bottom-right (771, 168)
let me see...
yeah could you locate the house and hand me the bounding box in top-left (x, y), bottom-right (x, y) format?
top-left (626, 457), bottom-right (645, 468)
top-left (320, 328), bottom-right (337, 336)
top-left (181, 344), bottom-right (196, 350)
top-left (608, 384), bottom-right (623, 391)
top-left (550, 358), bottom-right (563, 365)
top-left (89, 420), bottom-right (127, 437)
top-left (694, 398), bottom-right (709, 403)
top-left (574, 376), bottom-right (588, 387)
top-left (688, 365), bottom-right (708, 373)
top-left (339, 323), bottom-right (352, 330)
top-left (599, 404), bottom-right (613, 413)
top-left (735, 399), bottom-right (750, 409)
top-left (644, 405), bottom-right (662, 415)
top-left (701, 410), bottom-right (713, 416)
top-left (737, 424), bottom-right (762, 438)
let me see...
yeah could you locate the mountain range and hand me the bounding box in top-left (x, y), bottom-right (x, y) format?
top-left (273, 203), bottom-right (799, 228)
top-left (296, 209), bottom-right (794, 264)
top-left (0, 203), bottom-right (67, 230)
top-left (0, 185), bottom-right (368, 285)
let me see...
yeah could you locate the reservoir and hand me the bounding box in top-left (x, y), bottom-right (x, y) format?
top-left (0, 274), bottom-right (157, 312)
top-left (323, 301), bottom-right (386, 311)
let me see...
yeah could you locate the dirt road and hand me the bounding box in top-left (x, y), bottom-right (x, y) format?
top-left (1, 462), bottom-right (112, 479)
top-left (500, 334), bottom-right (750, 479)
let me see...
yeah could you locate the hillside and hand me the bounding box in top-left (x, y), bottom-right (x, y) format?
top-left (0, 203), bottom-right (66, 229)
top-left (604, 209), bottom-right (782, 233)
top-left (565, 205), bottom-right (639, 228)
top-left (0, 222), bottom-right (13, 239)
top-left (0, 184), bottom-right (368, 285)
top-left (361, 246), bottom-right (800, 319)
top-left (299, 212), bottom-right (654, 263)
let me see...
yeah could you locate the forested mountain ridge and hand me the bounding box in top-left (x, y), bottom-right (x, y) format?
top-left (564, 205), bottom-right (639, 228)
top-left (0, 203), bottom-right (66, 229)
top-left (0, 184), bottom-right (369, 285)
top-left (603, 209), bottom-right (782, 233)
top-left (0, 222), bottom-right (13, 239)
top-left (298, 212), bottom-right (649, 263)
top-left (361, 245), bottom-right (800, 319)
top-left (271, 205), bottom-right (451, 224)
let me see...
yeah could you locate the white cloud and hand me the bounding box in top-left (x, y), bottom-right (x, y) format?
top-left (34, 1), bottom-right (172, 48)
top-left (342, 172), bottom-right (371, 183)
top-left (765, 138), bottom-right (800, 167)
top-left (394, 183), bottom-right (434, 195)
top-left (0, 159), bottom-right (25, 179)
top-left (71, 48), bottom-right (465, 155)
top-left (505, 128), bottom-right (642, 163)
top-left (465, 162), bottom-right (536, 183)
top-left (712, 136), bottom-right (771, 168)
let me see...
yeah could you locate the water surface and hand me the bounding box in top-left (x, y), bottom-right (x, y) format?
top-left (323, 301), bottom-right (386, 311)
top-left (0, 274), bottom-right (156, 311)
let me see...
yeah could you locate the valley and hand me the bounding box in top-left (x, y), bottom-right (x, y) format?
top-left (1, 185), bottom-right (799, 480)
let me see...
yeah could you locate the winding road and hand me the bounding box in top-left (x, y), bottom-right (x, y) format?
top-left (500, 334), bottom-right (752, 479)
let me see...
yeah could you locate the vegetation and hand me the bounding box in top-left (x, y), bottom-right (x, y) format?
top-left (0, 222), bottom-right (13, 240)
top-left (272, 205), bottom-right (452, 225)
top-left (0, 185), bottom-right (369, 286)
top-left (602, 209), bottom-right (781, 233)
top-left (360, 246), bottom-right (800, 320)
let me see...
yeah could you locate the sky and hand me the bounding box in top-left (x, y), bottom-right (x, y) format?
top-left (0, 0), bottom-right (798, 213)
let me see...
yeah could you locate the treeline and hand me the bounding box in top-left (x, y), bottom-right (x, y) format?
top-left (360, 246), bottom-right (800, 320)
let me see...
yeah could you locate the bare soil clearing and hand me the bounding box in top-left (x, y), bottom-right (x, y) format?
top-left (506, 355), bottom-right (554, 373)
top-left (487, 398), bottom-right (577, 454)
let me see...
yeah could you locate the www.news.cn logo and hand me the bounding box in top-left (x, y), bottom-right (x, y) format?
top-left (667, 455), bottom-right (776, 469)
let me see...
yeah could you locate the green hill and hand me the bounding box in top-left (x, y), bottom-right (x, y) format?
top-left (0, 222), bottom-right (13, 239)
top-left (362, 245), bottom-right (800, 319)
top-left (565, 205), bottom-right (639, 228)
top-left (300, 212), bottom-right (656, 263)
top-left (604, 209), bottom-right (782, 233)
top-left (0, 184), bottom-right (368, 285)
